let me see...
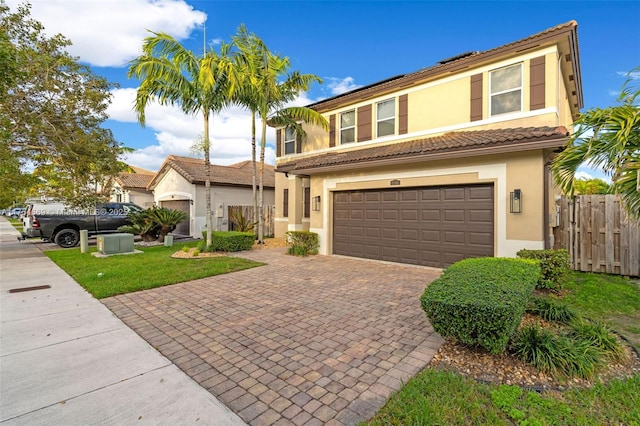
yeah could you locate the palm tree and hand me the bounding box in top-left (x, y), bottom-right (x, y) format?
top-left (147, 207), bottom-right (188, 242)
top-left (230, 26), bottom-right (329, 242)
top-left (127, 32), bottom-right (236, 247)
top-left (552, 68), bottom-right (640, 221)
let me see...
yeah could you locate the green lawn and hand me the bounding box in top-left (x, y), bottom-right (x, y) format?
top-left (366, 271), bottom-right (640, 425)
top-left (46, 242), bottom-right (264, 299)
top-left (8, 217), bottom-right (23, 231)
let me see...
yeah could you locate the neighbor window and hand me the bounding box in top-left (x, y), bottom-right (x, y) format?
top-left (340, 110), bottom-right (355, 144)
top-left (490, 63), bottom-right (522, 116)
top-left (284, 127), bottom-right (295, 155)
top-left (376, 99), bottom-right (395, 137)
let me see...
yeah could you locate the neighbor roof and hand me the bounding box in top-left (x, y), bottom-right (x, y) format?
top-left (275, 127), bottom-right (569, 174)
top-left (148, 156), bottom-right (275, 190)
top-left (115, 166), bottom-right (155, 189)
top-left (307, 21), bottom-right (582, 114)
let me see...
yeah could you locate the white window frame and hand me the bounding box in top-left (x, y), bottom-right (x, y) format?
top-left (284, 127), bottom-right (295, 155)
top-left (489, 63), bottom-right (523, 117)
top-left (376, 98), bottom-right (396, 137)
top-left (340, 110), bottom-right (356, 144)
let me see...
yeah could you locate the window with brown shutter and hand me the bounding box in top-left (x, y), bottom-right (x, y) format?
top-left (470, 73), bottom-right (483, 121)
top-left (530, 56), bottom-right (546, 110)
top-left (399, 94), bottom-right (408, 134)
top-left (357, 104), bottom-right (372, 142)
top-left (276, 129), bottom-right (282, 156)
top-left (304, 187), bottom-right (310, 218)
top-left (283, 189), bottom-right (289, 218)
top-left (329, 115), bottom-right (336, 147)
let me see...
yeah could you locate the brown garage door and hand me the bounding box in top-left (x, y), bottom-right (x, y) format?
top-left (333, 184), bottom-right (494, 268)
top-left (160, 200), bottom-right (190, 236)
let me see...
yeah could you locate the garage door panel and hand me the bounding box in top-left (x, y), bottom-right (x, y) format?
top-left (333, 184), bottom-right (493, 268)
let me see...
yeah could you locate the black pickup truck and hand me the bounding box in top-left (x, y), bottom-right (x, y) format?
top-left (26, 202), bottom-right (142, 248)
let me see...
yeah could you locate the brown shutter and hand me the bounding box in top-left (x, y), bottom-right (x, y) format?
top-left (399, 94), bottom-right (408, 134)
top-left (283, 189), bottom-right (289, 218)
top-left (304, 187), bottom-right (310, 218)
top-left (470, 73), bottom-right (483, 121)
top-left (276, 129), bottom-right (282, 157)
top-left (357, 104), bottom-right (372, 142)
top-left (329, 114), bottom-right (336, 147)
top-left (295, 132), bottom-right (302, 154)
top-left (530, 56), bottom-right (546, 110)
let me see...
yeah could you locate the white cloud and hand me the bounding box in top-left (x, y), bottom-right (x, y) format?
top-left (108, 88), bottom-right (277, 171)
top-left (325, 77), bottom-right (362, 96)
top-left (617, 71), bottom-right (640, 80)
top-left (6, 0), bottom-right (206, 67)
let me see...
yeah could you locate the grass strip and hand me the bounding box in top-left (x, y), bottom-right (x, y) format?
top-left (46, 242), bottom-right (263, 299)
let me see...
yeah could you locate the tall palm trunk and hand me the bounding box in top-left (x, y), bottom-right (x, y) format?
top-left (258, 118), bottom-right (267, 243)
top-left (204, 110), bottom-right (213, 247)
top-left (251, 110), bottom-right (258, 228)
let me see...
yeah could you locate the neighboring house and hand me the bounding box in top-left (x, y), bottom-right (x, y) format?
top-left (274, 21), bottom-right (583, 268)
top-left (147, 155), bottom-right (275, 237)
top-left (111, 166), bottom-right (155, 208)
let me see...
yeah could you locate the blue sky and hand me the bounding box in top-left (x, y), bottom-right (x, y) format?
top-left (9, 0), bottom-right (640, 177)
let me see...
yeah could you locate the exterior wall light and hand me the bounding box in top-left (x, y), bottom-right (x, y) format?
top-left (312, 196), bottom-right (321, 211)
top-left (510, 189), bottom-right (522, 213)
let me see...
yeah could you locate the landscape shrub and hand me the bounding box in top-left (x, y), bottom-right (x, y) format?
top-left (569, 319), bottom-right (625, 361)
top-left (199, 231), bottom-right (255, 252)
top-left (512, 324), bottom-right (603, 379)
top-left (285, 231), bottom-right (319, 256)
top-left (420, 257), bottom-right (539, 354)
top-left (516, 249), bottom-right (570, 289)
top-left (527, 296), bottom-right (577, 324)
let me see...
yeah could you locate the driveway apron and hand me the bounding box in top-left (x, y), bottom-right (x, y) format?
top-left (103, 249), bottom-right (444, 425)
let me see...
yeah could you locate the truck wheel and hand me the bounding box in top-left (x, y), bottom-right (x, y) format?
top-left (54, 229), bottom-right (80, 248)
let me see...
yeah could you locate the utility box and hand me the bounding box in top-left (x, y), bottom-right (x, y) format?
top-left (97, 233), bottom-right (135, 255)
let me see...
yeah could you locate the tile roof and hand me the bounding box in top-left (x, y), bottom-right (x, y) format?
top-left (276, 127), bottom-right (569, 174)
top-left (116, 167), bottom-right (155, 189)
top-left (148, 156), bottom-right (275, 190)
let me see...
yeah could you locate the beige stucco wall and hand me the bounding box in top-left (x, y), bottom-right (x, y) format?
top-left (408, 78), bottom-right (469, 132)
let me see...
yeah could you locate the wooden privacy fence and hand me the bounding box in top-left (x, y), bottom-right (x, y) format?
top-left (228, 205), bottom-right (275, 237)
top-left (554, 195), bottom-right (640, 276)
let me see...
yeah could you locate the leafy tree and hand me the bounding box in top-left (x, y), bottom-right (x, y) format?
top-left (552, 68), bottom-right (640, 220)
top-left (572, 177), bottom-right (611, 195)
top-left (231, 26), bottom-right (328, 242)
top-left (1, 3), bottom-right (126, 207)
top-left (128, 32), bottom-right (237, 247)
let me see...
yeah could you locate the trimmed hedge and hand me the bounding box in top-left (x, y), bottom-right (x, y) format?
top-left (516, 249), bottom-right (570, 289)
top-left (420, 257), bottom-right (540, 354)
top-left (285, 231), bottom-right (319, 256)
top-left (199, 231), bottom-right (255, 252)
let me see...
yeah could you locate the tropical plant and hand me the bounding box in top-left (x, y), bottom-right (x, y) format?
top-left (229, 208), bottom-right (257, 233)
top-left (117, 208), bottom-right (160, 242)
top-left (146, 207), bottom-right (187, 242)
top-left (573, 177), bottom-right (611, 195)
top-left (552, 67), bottom-right (640, 221)
top-left (127, 31), bottom-right (237, 248)
top-left (230, 25), bottom-right (329, 243)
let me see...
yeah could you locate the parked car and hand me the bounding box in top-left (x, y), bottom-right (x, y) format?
top-left (26, 202), bottom-right (143, 248)
top-left (20, 199), bottom-right (69, 240)
top-left (9, 207), bottom-right (25, 219)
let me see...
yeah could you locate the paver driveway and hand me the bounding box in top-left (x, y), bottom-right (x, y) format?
top-left (103, 249), bottom-right (443, 425)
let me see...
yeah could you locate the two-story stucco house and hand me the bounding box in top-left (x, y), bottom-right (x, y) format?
top-left (274, 21), bottom-right (582, 268)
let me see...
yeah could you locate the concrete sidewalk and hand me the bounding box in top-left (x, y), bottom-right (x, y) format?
top-left (0, 217), bottom-right (245, 425)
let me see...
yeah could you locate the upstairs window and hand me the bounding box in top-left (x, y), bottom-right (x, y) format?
top-left (284, 127), bottom-right (295, 155)
top-left (340, 110), bottom-right (355, 144)
top-left (490, 63), bottom-right (522, 116)
top-left (376, 99), bottom-right (395, 137)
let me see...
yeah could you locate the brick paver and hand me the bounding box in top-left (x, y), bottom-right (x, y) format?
top-left (103, 249), bottom-right (444, 425)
